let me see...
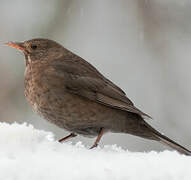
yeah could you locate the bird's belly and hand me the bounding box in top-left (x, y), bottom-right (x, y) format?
top-left (28, 89), bottom-right (127, 136)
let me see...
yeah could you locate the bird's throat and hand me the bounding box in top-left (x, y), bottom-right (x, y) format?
top-left (25, 55), bottom-right (32, 66)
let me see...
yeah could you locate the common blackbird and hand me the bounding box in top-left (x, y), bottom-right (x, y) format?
top-left (6, 38), bottom-right (191, 155)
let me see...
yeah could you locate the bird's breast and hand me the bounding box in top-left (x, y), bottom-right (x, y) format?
top-left (24, 63), bottom-right (67, 117)
top-left (24, 63), bottom-right (50, 109)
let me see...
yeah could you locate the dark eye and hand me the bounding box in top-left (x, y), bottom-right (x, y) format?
top-left (31, 44), bottom-right (37, 50)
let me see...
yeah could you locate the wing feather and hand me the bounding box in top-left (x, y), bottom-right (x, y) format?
top-left (47, 55), bottom-right (151, 119)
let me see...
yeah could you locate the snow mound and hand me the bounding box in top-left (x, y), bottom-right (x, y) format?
top-left (0, 122), bottom-right (190, 180)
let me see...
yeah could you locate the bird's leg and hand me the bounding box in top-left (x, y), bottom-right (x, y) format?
top-left (58, 133), bottom-right (77, 143)
top-left (90, 128), bottom-right (104, 149)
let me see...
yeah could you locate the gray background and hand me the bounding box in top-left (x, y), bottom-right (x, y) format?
top-left (1, 0), bottom-right (191, 152)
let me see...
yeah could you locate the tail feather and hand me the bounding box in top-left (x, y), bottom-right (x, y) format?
top-left (145, 123), bottom-right (191, 155)
top-left (153, 131), bottom-right (191, 155)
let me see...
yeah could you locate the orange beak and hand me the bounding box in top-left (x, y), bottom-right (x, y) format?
top-left (5, 42), bottom-right (25, 51)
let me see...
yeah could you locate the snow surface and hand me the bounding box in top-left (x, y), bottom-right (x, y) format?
top-left (0, 122), bottom-right (191, 180)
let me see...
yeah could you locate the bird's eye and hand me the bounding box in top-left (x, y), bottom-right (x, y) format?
top-left (31, 44), bottom-right (37, 50)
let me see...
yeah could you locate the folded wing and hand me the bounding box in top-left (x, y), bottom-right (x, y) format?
top-left (48, 55), bottom-right (151, 119)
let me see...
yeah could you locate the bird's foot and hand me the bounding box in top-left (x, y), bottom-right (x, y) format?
top-left (90, 143), bottom-right (98, 149)
top-left (58, 133), bottom-right (77, 143)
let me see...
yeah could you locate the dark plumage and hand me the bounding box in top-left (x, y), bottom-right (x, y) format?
top-left (6, 38), bottom-right (191, 155)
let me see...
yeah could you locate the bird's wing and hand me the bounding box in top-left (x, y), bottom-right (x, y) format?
top-left (47, 56), bottom-right (151, 119)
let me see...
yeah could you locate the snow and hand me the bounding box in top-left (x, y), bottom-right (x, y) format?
top-left (0, 122), bottom-right (190, 180)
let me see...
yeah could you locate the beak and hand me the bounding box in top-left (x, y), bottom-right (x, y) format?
top-left (5, 42), bottom-right (25, 51)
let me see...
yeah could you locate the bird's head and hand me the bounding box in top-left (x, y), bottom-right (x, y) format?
top-left (6, 38), bottom-right (64, 64)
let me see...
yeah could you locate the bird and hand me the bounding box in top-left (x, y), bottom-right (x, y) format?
top-left (6, 38), bottom-right (191, 155)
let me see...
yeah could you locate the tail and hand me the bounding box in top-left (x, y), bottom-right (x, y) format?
top-left (145, 122), bottom-right (191, 156)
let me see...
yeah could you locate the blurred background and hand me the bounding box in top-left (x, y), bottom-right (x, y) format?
top-left (1, 0), bottom-right (191, 152)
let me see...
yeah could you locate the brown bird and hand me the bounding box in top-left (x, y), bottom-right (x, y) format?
top-left (6, 38), bottom-right (191, 155)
